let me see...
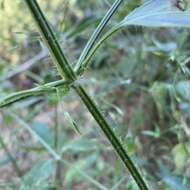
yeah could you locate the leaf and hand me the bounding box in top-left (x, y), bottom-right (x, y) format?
top-left (121, 0), bottom-right (190, 27)
top-left (65, 154), bottom-right (97, 183)
top-left (163, 175), bottom-right (190, 190)
top-left (158, 162), bottom-right (190, 190)
top-left (20, 160), bottom-right (53, 190)
top-left (142, 125), bottom-right (161, 138)
top-left (172, 143), bottom-right (189, 172)
top-left (64, 112), bottom-right (82, 135)
top-left (150, 82), bottom-right (169, 118)
top-left (31, 122), bottom-right (54, 145)
top-left (61, 139), bottom-right (98, 153)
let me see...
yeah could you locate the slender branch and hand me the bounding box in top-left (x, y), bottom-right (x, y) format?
top-left (0, 80), bottom-right (69, 108)
top-left (0, 24), bottom-right (123, 108)
top-left (25, 0), bottom-right (76, 81)
top-left (23, 1), bottom-right (149, 189)
top-left (0, 134), bottom-right (22, 177)
top-left (75, 0), bottom-right (123, 70)
top-left (54, 102), bottom-right (62, 189)
top-left (72, 85), bottom-right (149, 190)
top-left (0, 2), bottom-right (125, 107)
top-left (75, 24), bottom-right (123, 75)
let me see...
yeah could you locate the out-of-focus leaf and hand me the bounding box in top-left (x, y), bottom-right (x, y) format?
top-left (152, 40), bottom-right (177, 52)
top-left (32, 122), bottom-right (54, 145)
top-left (175, 80), bottom-right (190, 101)
top-left (142, 125), bottom-right (161, 138)
top-left (179, 102), bottom-right (190, 118)
top-left (65, 154), bottom-right (97, 183)
top-left (172, 143), bottom-right (189, 172)
top-left (20, 160), bottom-right (53, 190)
top-left (158, 163), bottom-right (190, 190)
top-left (150, 82), bottom-right (169, 118)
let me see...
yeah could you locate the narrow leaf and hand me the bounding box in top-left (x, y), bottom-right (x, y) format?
top-left (121, 0), bottom-right (190, 27)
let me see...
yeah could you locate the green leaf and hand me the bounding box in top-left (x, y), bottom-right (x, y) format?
top-left (20, 160), bottom-right (53, 190)
top-left (32, 122), bottom-right (54, 145)
top-left (158, 163), bottom-right (190, 190)
top-left (65, 154), bottom-right (97, 183)
top-left (142, 125), bottom-right (161, 139)
top-left (175, 80), bottom-right (190, 101)
top-left (61, 139), bottom-right (98, 153)
top-left (121, 0), bottom-right (190, 27)
top-left (150, 82), bottom-right (169, 119)
top-left (172, 143), bottom-right (189, 172)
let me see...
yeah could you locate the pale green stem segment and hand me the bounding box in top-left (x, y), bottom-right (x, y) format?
top-left (2, 0), bottom-right (149, 189)
top-left (0, 24), bottom-right (122, 108)
top-left (72, 85), bottom-right (149, 190)
top-left (75, 24), bottom-right (123, 75)
top-left (75, 0), bottom-right (123, 70)
top-left (25, 0), bottom-right (76, 81)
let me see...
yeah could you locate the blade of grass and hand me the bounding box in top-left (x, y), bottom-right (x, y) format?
top-left (24, 1), bottom-right (149, 189)
top-left (75, 0), bottom-right (123, 71)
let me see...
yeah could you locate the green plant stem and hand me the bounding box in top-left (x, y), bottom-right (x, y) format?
top-left (9, 111), bottom-right (109, 190)
top-left (10, 112), bottom-right (61, 160)
top-left (0, 3), bottom-right (124, 108)
top-left (75, 23), bottom-right (123, 75)
top-left (24, 1), bottom-right (149, 189)
top-left (54, 103), bottom-right (63, 189)
top-left (0, 80), bottom-right (69, 108)
top-left (72, 85), bottom-right (149, 190)
top-left (25, 0), bottom-right (76, 81)
top-left (0, 134), bottom-right (22, 177)
top-left (75, 0), bottom-right (123, 70)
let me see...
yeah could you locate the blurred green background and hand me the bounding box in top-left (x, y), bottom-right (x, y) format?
top-left (0, 0), bottom-right (190, 189)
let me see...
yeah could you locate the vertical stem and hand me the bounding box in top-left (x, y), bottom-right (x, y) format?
top-left (54, 105), bottom-right (59, 149)
top-left (75, 24), bottom-right (123, 75)
top-left (25, 1), bottom-right (149, 189)
top-left (73, 85), bottom-right (148, 190)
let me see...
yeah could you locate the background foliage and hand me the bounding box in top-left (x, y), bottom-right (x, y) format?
top-left (0, 0), bottom-right (190, 189)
